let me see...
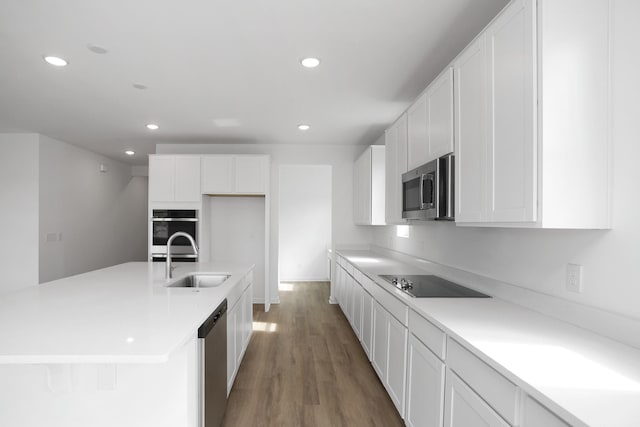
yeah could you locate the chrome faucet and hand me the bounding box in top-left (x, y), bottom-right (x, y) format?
top-left (166, 232), bottom-right (199, 279)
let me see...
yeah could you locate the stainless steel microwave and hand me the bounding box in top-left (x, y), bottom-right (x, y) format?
top-left (402, 154), bottom-right (454, 221)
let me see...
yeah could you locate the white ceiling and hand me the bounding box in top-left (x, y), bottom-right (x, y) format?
top-left (0, 0), bottom-right (508, 165)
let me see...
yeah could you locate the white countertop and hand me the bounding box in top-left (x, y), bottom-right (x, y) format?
top-left (0, 262), bottom-right (252, 364)
top-left (337, 249), bottom-right (640, 427)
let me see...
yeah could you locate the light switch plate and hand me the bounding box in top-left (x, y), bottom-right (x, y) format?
top-left (566, 263), bottom-right (583, 293)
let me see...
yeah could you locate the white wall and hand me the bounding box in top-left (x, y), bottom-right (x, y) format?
top-left (373, 0), bottom-right (640, 321)
top-left (38, 135), bottom-right (148, 283)
top-left (279, 165), bottom-right (332, 281)
top-left (0, 134), bottom-right (40, 293)
top-left (157, 143), bottom-right (373, 303)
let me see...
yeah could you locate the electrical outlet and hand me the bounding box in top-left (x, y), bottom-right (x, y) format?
top-left (566, 263), bottom-right (583, 293)
top-left (45, 232), bottom-right (58, 242)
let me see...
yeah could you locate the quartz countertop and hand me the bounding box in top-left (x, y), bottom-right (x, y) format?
top-left (337, 249), bottom-right (640, 427)
top-left (0, 262), bottom-right (252, 364)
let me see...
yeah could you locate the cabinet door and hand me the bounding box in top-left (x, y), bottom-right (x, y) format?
top-left (521, 395), bottom-right (569, 427)
top-left (454, 35), bottom-right (487, 223)
top-left (486, 0), bottom-right (536, 222)
top-left (372, 300), bottom-right (388, 381)
top-left (361, 290), bottom-right (373, 360)
top-left (406, 335), bottom-right (446, 427)
top-left (235, 156), bottom-right (267, 194)
top-left (227, 308), bottom-right (237, 394)
top-left (386, 314), bottom-right (408, 417)
top-left (352, 281), bottom-right (363, 340)
top-left (385, 114), bottom-right (408, 224)
top-left (174, 157), bottom-right (201, 202)
top-left (357, 150), bottom-right (372, 224)
top-left (407, 93), bottom-right (429, 170)
top-left (242, 285), bottom-right (253, 349)
top-left (235, 302), bottom-right (244, 368)
top-left (202, 156), bottom-right (234, 194)
top-left (347, 275), bottom-right (355, 326)
top-left (149, 156), bottom-right (175, 202)
top-left (444, 369), bottom-right (510, 427)
top-left (427, 68), bottom-right (454, 160)
top-left (353, 156), bottom-right (361, 224)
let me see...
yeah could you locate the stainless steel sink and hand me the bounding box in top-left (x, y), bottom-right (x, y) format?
top-left (168, 273), bottom-right (230, 288)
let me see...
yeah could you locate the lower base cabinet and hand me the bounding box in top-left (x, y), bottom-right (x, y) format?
top-left (521, 395), bottom-right (569, 427)
top-left (387, 314), bottom-right (407, 417)
top-left (372, 300), bottom-right (389, 380)
top-left (406, 335), bottom-right (446, 427)
top-left (444, 369), bottom-right (510, 427)
top-left (361, 290), bottom-right (373, 360)
top-left (227, 279), bottom-right (253, 395)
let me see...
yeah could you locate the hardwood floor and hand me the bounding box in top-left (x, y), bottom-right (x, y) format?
top-left (223, 281), bottom-right (404, 427)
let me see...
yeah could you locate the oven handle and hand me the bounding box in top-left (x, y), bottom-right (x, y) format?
top-left (151, 218), bottom-right (198, 222)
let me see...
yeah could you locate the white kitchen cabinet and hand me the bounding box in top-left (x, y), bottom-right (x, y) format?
top-left (352, 279), bottom-right (363, 341)
top-left (454, 0), bottom-right (611, 228)
top-left (385, 113), bottom-right (408, 224)
top-left (444, 369), bottom-right (510, 427)
top-left (235, 156), bottom-right (268, 194)
top-left (201, 156), bottom-right (234, 194)
top-left (521, 395), bottom-right (569, 427)
top-left (486, 0), bottom-right (536, 223)
top-left (407, 68), bottom-right (454, 172)
top-left (149, 155), bottom-right (201, 203)
top-left (227, 277), bottom-right (253, 396)
top-left (407, 93), bottom-right (428, 171)
top-left (406, 335), bottom-right (446, 427)
top-left (361, 289), bottom-right (373, 360)
top-left (201, 155), bottom-right (269, 195)
top-left (372, 300), bottom-right (388, 381)
top-left (426, 68), bottom-right (454, 160)
top-left (454, 34), bottom-right (486, 223)
top-left (226, 306), bottom-right (238, 394)
top-left (353, 146), bottom-right (386, 225)
top-left (386, 313), bottom-right (408, 417)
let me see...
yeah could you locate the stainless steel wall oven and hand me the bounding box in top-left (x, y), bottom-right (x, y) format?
top-left (151, 209), bottom-right (198, 262)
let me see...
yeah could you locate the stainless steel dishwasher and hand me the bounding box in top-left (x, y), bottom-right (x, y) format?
top-left (198, 299), bottom-right (228, 427)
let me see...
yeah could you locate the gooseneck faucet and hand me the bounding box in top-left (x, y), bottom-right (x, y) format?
top-left (166, 232), bottom-right (199, 280)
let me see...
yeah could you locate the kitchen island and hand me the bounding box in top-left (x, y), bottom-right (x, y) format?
top-left (0, 261), bottom-right (254, 427)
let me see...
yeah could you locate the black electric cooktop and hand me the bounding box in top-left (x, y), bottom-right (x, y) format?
top-left (379, 275), bottom-right (490, 298)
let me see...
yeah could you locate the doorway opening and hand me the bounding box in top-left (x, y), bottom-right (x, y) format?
top-left (278, 165), bottom-right (332, 293)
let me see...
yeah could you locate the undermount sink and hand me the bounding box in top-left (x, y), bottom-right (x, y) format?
top-left (168, 273), bottom-right (230, 288)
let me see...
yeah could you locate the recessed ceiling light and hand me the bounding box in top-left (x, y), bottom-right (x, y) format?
top-left (132, 83), bottom-right (147, 90)
top-left (87, 44), bottom-right (108, 54)
top-left (43, 56), bottom-right (68, 67)
top-left (300, 57), bottom-right (320, 68)
top-left (298, 124), bottom-right (311, 131)
top-left (146, 123), bottom-right (159, 130)
top-left (125, 150), bottom-right (135, 156)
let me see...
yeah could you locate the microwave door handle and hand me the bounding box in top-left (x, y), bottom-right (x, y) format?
top-left (447, 156), bottom-right (454, 218)
top-left (419, 174), bottom-right (426, 209)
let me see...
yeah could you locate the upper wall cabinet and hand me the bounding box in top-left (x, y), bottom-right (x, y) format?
top-left (149, 155), bottom-right (201, 203)
top-left (407, 68), bottom-right (454, 171)
top-left (201, 155), bottom-right (269, 195)
top-left (385, 114), bottom-right (408, 225)
top-left (354, 146), bottom-right (386, 225)
top-left (454, 0), bottom-right (611, 229)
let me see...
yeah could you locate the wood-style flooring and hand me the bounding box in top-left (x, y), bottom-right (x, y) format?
top-left (223, 281), bottom-right (404, 427)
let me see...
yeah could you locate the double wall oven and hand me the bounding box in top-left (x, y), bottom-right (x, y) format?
top-left (151, 209), bottom-right (199, 262)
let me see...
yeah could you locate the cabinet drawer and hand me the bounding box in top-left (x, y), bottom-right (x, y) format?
top-left (346, 263), bottom-right (355, 276)
top-left (521, 395), bottom-right (569, 427)
top-left (409, 309), bottom-right (446, 360)
top-left (447, 338), bottom-right (518, 425)
top-left (354, 269), bottom-right (365, 284)
top-left (366, 278), bottom-right (408, 326)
